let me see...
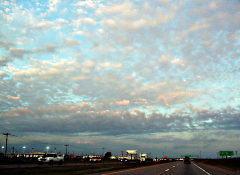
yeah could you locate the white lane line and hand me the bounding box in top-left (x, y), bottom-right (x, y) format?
top-left (192, 162), bottom-right (211, 175)
top-left (158, 163), bottom-right (178, 175)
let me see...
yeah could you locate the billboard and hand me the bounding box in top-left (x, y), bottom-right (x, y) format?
top-left (219, 151), bottom-right (234, 157)
top-left (126, 150), bottom-right (137, 155)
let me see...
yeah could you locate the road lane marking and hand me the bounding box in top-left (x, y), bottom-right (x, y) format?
top-left (102, 162), bottom-right (179, 175)
top-left (192, 162), bottom-right (211, 175)
top-left (158, 163), bottom-right (179, 175)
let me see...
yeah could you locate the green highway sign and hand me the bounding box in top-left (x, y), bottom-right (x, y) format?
top-left (219, 151), bottom-right (234, 157)
top-left (185, 155), bottom-right (192, 157)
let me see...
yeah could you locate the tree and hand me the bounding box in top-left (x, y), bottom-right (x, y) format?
top-left (104, 152), bottom-right (111, 160)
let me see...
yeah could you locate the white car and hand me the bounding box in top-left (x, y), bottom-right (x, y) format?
top-left (90, 157), bottom-right (102, 163)
top-left (38, 153), bottom-right (64, 165)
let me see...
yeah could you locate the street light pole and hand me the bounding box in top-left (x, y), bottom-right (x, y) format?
top-left (64, 144), bottom-right (69, 155)
top-left (46, 147), bottom-right (49, 153)
top-left (11, 147), bottom-right (14, 156)
top-left (23, 146), bottom-right (26, 154)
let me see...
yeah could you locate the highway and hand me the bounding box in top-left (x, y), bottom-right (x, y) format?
top-left (93, 161), bottom-right (239, 175)
top-left (1, 161), bottom-right (239, 174)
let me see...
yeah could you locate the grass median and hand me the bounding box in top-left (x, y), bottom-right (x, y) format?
top-left (195, 159), bottom-right (240, 172)
top-left (1, 163), bottom-right (151, 175)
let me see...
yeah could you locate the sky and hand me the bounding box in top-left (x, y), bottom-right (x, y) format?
top-left (0, 0), bottom-right (240, 158)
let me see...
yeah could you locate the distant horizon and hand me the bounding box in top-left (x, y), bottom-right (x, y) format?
top-left (1, 132), bottom-right (238, 159)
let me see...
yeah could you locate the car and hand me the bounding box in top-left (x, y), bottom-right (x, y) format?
top-left (184, 156), bottom-right (191, 164)
top-left (121, 158), bottom-right (128, 163)
top-left (90, 157), bottom-right (101, 163)
top-left (38, 153), bottom-right (64, 165)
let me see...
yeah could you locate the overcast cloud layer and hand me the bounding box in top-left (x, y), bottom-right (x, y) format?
top-left (0, 0), bottom-right (240, 158)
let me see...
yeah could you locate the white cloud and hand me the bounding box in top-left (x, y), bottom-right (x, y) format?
top-left (99, 62), bottom-right (122, 69)
top-left (5, 8), bottom-right (10, 12)
top-left (0, 70), bottom-right (5, 75)
top-left (48, 0), bottom-right (60, 12)
top-left (4, 14), bottom-right (13, 22)
top-left (61, 8), bottom-right (67, 14)
top-left (171, 59), bottom-right (181, 65)
top-left (57, 18), bottom-right (68, 24)
top-left (76, 9), bottom-right (86, 14)
top-left (116, 100), bottom-right (130, 106)
top-left (158, 0), bottom-right (169, 3)
top-left (73, 30), bottom-right (84, 36)
top-left (83, 60), bottom-right (96, 68)
top-left (190, 19), bottom-right (210, 31)
top-left (102, 2), bottom-right (133, 14)
top-left (103, 19), bottom-right (116, 27)
top-left (71, 75), bottom-right (89, 81)
top-left (65, 38), bottom-right (79, 46)
top-left (7, 95), bottom-right (20, 101)
top-left (82, 18), bottom-right (96, 25)
top-left (41, 68), bottom-right (61, 75)
top-left (37, 20), bottom-right (54, 29)
top-left (76, 0), bottom-right (95, 8)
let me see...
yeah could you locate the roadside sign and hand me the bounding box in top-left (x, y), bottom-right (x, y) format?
top-left (126, 150), bottom-right (137, 154)
top-left (219, 151), bottom-right (234, 157)
top-left (185, 155), bottom-right (192, 157)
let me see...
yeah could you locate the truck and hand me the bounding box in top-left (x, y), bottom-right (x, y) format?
top-left (183, 156), bottom-right (191, 164)
top-left (139, 153), bottom-right (149, 162)
top-left (38, 153), bottom-right (64, 165)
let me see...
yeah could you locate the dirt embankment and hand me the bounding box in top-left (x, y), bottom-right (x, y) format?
top-left (195, 158), bottom-right (240, 172)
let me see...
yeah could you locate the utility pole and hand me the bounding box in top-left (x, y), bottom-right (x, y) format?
top-left (3, 133), bottom-right (10, 156)
top-left (102, 147), bottom-right (104, 158)
top-left (121, 151), bottom-right (123, 156)
top-left (11, 147), bottom-right (14, 156)
top-left (64, 144), bottom-right (69, 155)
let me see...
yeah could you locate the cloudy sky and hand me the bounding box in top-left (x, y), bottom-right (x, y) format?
top-left (0, 0), bottom-right (240, 158)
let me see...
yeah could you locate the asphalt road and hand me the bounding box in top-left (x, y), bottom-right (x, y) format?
top-left (1, 161), bottom-right (239, 175)
top-left (92, 161), bottom-right (239, 175)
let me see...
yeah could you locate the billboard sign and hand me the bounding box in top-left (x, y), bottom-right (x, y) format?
top-left (219, 151), bottom-right (234, 157)
top-left (126, 150), bottom-right (137, 155)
